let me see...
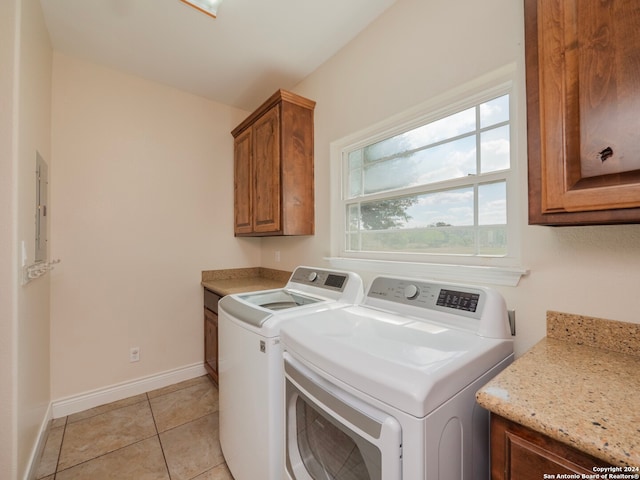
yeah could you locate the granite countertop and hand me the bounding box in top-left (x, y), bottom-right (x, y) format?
top-left (476, 311), bottom-right (640, 467)
top-left (201, 267), bottom-right (291, 296)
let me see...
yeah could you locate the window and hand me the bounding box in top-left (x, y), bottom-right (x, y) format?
top-left (330, 70), bottom-right (524, 283)
top-left (345, 93), bottom-right (510, 256)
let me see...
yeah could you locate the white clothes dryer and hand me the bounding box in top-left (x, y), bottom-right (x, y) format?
top-left (280, 275), bottom-right (514, 480)
top-left (218, 266), bottom-right (363, 480)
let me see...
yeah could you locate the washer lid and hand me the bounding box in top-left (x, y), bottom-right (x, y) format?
top-left (217, 267), bottom-right (365, 330)
top-left (237, 289), bottom-right (324, 311)
top-left (220, 290), bottom-right (327, 328)
top-left (280, 306), bottom-right (513, 418)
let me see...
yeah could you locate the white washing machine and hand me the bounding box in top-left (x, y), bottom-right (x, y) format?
top-left (218, 266), bottom-right (363, 480)
top-left (280, 275), bottom-right (514, 480)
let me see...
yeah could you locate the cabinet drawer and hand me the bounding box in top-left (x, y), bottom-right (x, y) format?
top-left (204, 288), bottom-right (221, 313)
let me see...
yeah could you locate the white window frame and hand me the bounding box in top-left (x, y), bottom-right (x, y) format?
top-left (327, 65), bottom-right (528, 286)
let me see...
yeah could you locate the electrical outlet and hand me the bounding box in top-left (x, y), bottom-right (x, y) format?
top-left (129, 347), bottom-right (140, 362)
top-left (274, 250), bottom-right (281, 262)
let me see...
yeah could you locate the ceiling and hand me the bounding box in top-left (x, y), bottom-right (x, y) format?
top-left (40, 0), bottom-right (398, 111)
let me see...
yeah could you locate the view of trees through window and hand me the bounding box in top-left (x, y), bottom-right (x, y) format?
top-left (344, 94), bottom-right (510, 256)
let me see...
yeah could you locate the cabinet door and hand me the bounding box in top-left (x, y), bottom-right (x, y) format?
top-left (204, 308), bottom-right (218, 385)
top-left (234, 128), bottom-right (253, 234)
top-left (252, 106), bottom-right (281, 233)
top-left (526, 0), bottom-right (640, 225)
top-left (491, 415), bottom-right (610, 480)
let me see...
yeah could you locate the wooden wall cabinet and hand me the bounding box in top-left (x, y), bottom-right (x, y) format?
top-left (490, 415), bottom-right (611, 480)
top-left (526, 0), bottom-right (640, 225)
top-left (203, 288), bottom-right (221, 386)
top-left (232, 89), bottom-right (315, 236)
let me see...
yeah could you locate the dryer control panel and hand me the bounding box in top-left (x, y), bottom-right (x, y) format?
top-left (366, 276), bottom-right (484, 318)
top-left (364, 276), bottom-right (510, 338)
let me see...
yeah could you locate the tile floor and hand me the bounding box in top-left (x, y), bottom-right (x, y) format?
top-left (34, 375), bottom-right (234, 480)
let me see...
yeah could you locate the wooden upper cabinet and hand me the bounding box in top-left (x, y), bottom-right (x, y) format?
top-left (234, 128), bottom-right (253, 235)
top-left (526, 0), bottom-right (640, 225)
top-left (252, 106), bottom-right (281, 233)
top-left (232, 89), bottom-right (315, 236)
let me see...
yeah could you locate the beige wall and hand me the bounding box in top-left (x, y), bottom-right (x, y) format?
top-left (263, 0), bottom-right (640, 355)
top-left (10, 0), bottom-right (632, 477)
top-left (50, 54), bottom-right (259, 399)
top-left (0, 1), bottom-right (19, 477)
top-left (17, 1), bottom-right (53, 476)
top-left (1, 0), bottom-right (53, 478)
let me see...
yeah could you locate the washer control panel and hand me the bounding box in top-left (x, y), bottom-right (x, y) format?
top-left (289, 267), bottom-right (348, 292)
top-left (366, 276), bottom-right (486, 319)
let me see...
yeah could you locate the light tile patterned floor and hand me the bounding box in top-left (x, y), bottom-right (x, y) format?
top-left (34, 375), bottom-right (234, 480)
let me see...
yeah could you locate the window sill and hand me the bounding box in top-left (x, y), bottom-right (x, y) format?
top-left (324, 257), bottom-right (528, 287)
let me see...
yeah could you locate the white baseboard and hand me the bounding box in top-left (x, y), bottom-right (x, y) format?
top-left (51, 362), bottom-right (207, 419)
top-left (25, 403), bottom-right (53, 480)
top-left (27, 363), bottom-right (207, 479)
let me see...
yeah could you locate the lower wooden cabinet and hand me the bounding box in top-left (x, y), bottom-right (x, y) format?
top-left (203, 289), bottom-right (221, 386)
top-left (490, 414), bottom-right (611, 480)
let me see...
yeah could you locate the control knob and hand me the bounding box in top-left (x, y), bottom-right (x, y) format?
top-left (403, 284), bottom-right (420, 300)
top-left (307, 272), bottom-right (318, 282)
